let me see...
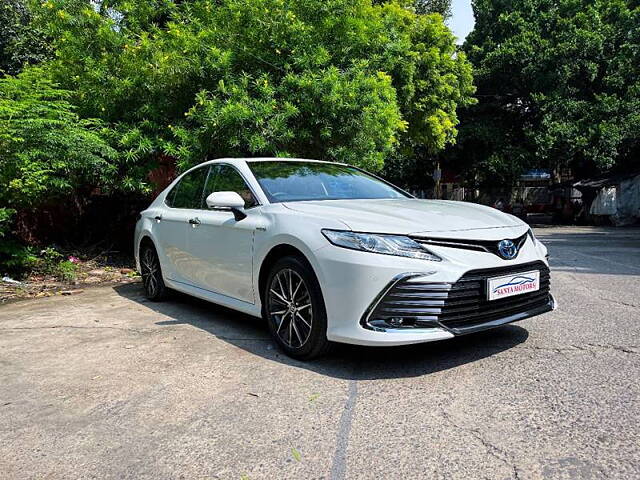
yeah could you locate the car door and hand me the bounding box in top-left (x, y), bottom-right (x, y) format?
top-left (186, 164), bottom-right (261, 303)
top-left (156, 165), bottom-right (209, 284)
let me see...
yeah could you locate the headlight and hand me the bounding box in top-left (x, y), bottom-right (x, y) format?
top-left (321, 230), bottom-right (442, 261)
top-left (528, 228), bottom-right (548, 257)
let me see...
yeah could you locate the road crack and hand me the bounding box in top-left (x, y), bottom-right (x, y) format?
top-left (518, 344), bottom-right (638, 355)
top-left (550, 258), bottom-right (639, 308)
top-left (0, 325), bottom-right (152, 333)
top-left (439, 408), bottom-right (521, 479)
top-left (330, 377), bottom-right (358, 480)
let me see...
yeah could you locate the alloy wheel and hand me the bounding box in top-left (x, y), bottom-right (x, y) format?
top-left (268, 268), bottom-right (313, 348)
top-left (141, 248), bottom-right (160, 297)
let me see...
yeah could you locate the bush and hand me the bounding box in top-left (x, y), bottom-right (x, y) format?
top-left (0, 207), bottom-right (37, 276)
top-left (54, 259), bottom-right (77, 282)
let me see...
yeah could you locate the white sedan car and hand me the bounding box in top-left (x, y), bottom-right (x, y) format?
top-left (134, 158), bottom-right (555, 359)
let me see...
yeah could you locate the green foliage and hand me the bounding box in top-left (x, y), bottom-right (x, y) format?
top-left (0, 207), bottom-right (38, 275)
top-left (457, 0), bottom-right (640, 185)
top-left (0, 244), bottom-right (77, 281)
top-left (0, 0), bottom-right (475, 274)
top-left (37, 246), bottom-right (62, 274)
top-left (31, 246), bottom-right (78, 281)
top-left (414, 0), bottom-right (452, 19)
top-left (0, 0), bottom-right (51, 75)
top-left (0, 207), bottom-right (15, 238)
top-left (0, 67), bottom-right (116, 275)
top-left (54, 259), bottom-right (77, 282)
top-left (0, 67), bottom-right (118, 208)
top-left (372, 0), bottom-right (452, 18)
top-left (36, 0), bottom-right (473, 174)
top-left (0, 241), bottom-right (38, 275)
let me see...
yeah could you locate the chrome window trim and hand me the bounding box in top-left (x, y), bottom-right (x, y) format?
top-left (163, 162), bottom-right (263, 211)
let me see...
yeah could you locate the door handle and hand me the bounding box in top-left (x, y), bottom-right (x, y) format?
top-left (154, 215), bottom-right (162, 222)
top-left (188, 217), bottom-right (201, 226)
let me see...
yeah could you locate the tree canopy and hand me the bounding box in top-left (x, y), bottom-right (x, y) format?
top-left (414, 0), bottom-right (452, 19)
top-left (455, 0), bottom-right (640, 185)
top-left (0, 0), bottom-right (474, 273)
top-left (0, 67), bottom-right (116, 208)
top-left (36, 0), bottom-right (473, 185)
top-left (0, 67), bottom-right (116, 271)
top-left (0, 0), bottom-right (50, 76)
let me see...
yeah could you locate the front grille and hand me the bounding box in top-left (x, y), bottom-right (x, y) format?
top-left (411, 232), bottom-right (529, 259)
top-left (365, 261), bottom-right (551, 333)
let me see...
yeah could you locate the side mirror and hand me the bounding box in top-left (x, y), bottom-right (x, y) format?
top-left (205, 191), bottom-right (247, 220)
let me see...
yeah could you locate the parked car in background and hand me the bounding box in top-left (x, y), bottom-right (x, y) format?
top-left (135, 158), bottom-right (555, 359)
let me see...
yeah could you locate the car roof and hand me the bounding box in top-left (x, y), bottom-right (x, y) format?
top-left (201, 157), bottom-right (342, 167)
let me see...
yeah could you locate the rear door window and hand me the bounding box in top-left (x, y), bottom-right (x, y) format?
top-left (167, 166), bottom-right (210, 209)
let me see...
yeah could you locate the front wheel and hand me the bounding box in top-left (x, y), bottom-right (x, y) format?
top-left (264, 256), bottom-right (331, 360)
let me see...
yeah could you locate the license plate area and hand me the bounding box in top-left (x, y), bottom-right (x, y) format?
top-left (487, 270), bottom-right (540, 301)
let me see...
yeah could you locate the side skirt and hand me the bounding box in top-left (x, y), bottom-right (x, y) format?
top-left (164, 278), bottom-right (263, 318)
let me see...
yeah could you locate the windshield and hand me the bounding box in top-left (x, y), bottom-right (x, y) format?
top-left (248, 161), bottom-right (409, 203)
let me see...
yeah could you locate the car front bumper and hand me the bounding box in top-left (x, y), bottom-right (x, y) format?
top-left (312, 236), bottom-right (555, 346)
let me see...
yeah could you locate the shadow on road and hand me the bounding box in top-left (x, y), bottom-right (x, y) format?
top-left (114, 283), bottom-right (529, 380)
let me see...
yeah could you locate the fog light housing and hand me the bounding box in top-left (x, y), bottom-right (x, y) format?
top-left (368, 317), bottom-right (417, 330)
top-left (389, 317), bottom-right (404, 327)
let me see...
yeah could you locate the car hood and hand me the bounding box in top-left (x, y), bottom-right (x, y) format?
top-left (283, 198), bottom-right (525, 237)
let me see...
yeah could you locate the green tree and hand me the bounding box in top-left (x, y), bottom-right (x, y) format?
top-left (0, 66), bottom-right (116, 272)
top-left (0, 67), bottom-right (116, 207)
top-left (373, 0), bottom-right (452, 18)
top-left (456, 0), bottom-right (640, 186)
top-left (0, 0), bottom-right (51, 75)
top-left (37, 0), bottom-right (473, 177)
top-left (415, 0), bottom-right (452, 19)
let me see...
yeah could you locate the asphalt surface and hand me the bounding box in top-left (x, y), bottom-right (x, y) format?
top-left (1, 226), bottom-right (638, 479)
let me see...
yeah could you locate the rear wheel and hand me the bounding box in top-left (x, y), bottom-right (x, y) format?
top-left (264, 256), bottom-right (331, 360)
top-left (140, 243), bottom-right (167, 301)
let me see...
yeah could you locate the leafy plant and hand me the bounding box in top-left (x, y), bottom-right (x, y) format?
top-left (0, 207), bottom-right (37, 276)
top-left (0, 66), bottom-right (118, 208)
top-left (37, 247), bottom-right (62, 275)
top-left (54, 259), bottom-right (77, 282)
top-left (0, 67), bottom-right (117, 275)
top-left (0, 0), bottom-right (51, 76)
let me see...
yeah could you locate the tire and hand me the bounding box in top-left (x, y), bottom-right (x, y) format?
top-left (139, 243), bottom-right (167, 301)
top-left (263, 255), bottom-right (332, 360)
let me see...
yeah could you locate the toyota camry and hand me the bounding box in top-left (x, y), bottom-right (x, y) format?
top-left (134, 158), bottom-right (556, 359)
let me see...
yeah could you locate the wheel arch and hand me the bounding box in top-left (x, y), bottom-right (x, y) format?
top-left (257, 243), bottom-right (318, 310)
top-left (136, 234), bottom-right (157, 272)
top-left (139, 235), bottom-right (156, 251)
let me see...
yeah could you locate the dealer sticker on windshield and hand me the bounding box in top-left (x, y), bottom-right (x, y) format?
top-left (487, 270), bottom-right (540, 301)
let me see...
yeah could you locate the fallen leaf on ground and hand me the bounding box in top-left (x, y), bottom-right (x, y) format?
top-left (291, 448), bottom-right (301, 462)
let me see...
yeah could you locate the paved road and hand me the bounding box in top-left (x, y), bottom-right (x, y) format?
top-left (1, 226), bottom-right (638, 479)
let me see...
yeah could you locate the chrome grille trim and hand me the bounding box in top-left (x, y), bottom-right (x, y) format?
top-left (361, 261), bottom-right (552, 333)
top-left (411, 232), bottom-right (529, 260)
